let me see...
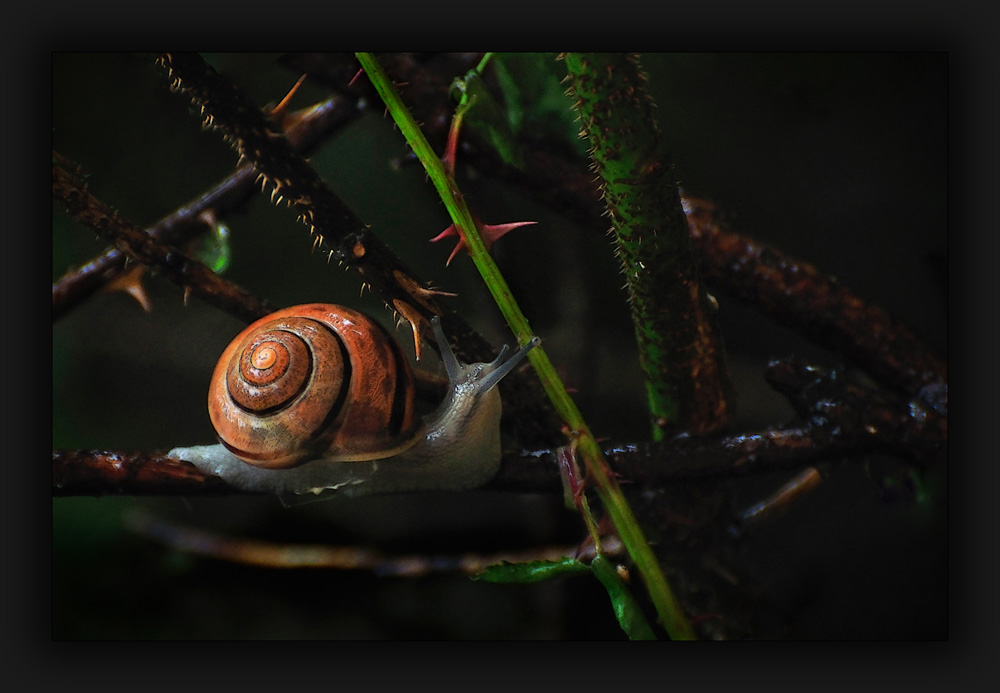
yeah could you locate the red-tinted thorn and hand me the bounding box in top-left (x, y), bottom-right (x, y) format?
top-left (442, 122), bottom-right (461, 178)
top-left (430, 217), bottom-right (537, 266)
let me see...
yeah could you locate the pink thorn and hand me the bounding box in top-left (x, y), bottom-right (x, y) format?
top-left (442, 123), bottom-right (460, 178)
top-left (429, 224), bottom-right (459, 243)
top-left (429, 218), bottom-right (538, 267)
top-left (479, 221), bottom-right (537, 249)
top-left (429, 224), bottom-right (463, 266)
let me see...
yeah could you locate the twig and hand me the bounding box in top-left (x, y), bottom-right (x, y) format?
top-left (52, 154), bottom-right (271, 323)
top-left (684, 196), bottom-right (947, 400)
top-left (737, 467), bottom-right (823, 526)
top-left (124, 507), bottom-right (624, 575)
top-left (52, 450), bottom-right (237, 496)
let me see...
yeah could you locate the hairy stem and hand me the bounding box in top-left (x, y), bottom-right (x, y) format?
top-left (562, 52), bottom-right (733, 439)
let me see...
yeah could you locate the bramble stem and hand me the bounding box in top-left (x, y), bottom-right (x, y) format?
top-left (357, 52), bottom-right (695, 640)
top-left (562, 52), bottom-right (733, 439)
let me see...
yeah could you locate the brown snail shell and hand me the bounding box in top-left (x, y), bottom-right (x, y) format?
top-left (209, 303), bottom-right (420, 469)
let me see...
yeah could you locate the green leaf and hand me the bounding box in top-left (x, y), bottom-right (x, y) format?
top-left (473, 557), bottom-right (591, 584)
top-left (590, 555), bottom-right (659, 640)
top-left (492, 53), bottom-right (588, 158)
top-left (453, 69), bottom-right (524, 169)
top-left (191, 219), bottom-right (231, 274)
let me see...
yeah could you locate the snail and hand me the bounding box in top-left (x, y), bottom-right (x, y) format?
top-left (169, 303), bottom-right (539, 496)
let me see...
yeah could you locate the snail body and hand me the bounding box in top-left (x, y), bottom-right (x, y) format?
top-left (169, 303), bottom-right (538, 496)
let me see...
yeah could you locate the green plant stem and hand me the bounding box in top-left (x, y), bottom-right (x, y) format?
top-left (357, 52), bottom-right (695, 640)
top-left (562, 52), bottom-right (733, 439)
top-left (475, 52), bottom-right (494, 73)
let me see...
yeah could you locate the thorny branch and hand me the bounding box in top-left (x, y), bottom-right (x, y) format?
top-left (52, 94), bottom-right (358, 320)
top-left (53, 53), bottom-right (945, 502)
top-left (156, 53), bottom-right (451, 341)
top-left (52, 153), bottom-right (271, 324)
top-left (52, 356), bottom-right (945, 497)
top-left (52, 54), bottom-right (479, 319)
top-left (684, 196), bottom-right (947, 401)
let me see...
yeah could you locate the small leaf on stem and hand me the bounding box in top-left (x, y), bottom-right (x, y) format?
top-left (473, 557), bottom-right (591, 583)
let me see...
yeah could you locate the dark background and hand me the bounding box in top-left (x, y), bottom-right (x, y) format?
top-left (52, 53), bottom-right (947, 639)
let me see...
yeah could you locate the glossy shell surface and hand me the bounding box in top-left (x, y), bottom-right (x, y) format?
top-left (209, 303), bottom-right (420, 469)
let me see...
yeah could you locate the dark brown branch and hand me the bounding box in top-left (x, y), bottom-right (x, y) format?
top-left (684, 196), bottom-right (947, 401)
top-left (44, 424), bottom-right (915, 498)
top-left (52, 450), bottom-right (239, 496)
top-left (52, 355), bottom-right (945, 497)
top-left (52, 154), bottom-right (271, 323)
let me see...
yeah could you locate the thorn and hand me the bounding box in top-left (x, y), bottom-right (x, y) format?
top-left (270, 74), bottom-right (307, 125)
top-left (430, 216), bottom-right (537, 266)
top-left (393, 270), bottom-right (457, 312)
top-left (103, 265), bottom-right (152, 312)
top-left (429, 223), bottom-right (464, 266)
top-left (441, 108), bottom-right (465, 177)
top-left (391, 299), bottom-right (429, 361)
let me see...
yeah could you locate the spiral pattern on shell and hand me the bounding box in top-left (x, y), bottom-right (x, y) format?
top-left (208, 304), bottom-right (421, 469)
